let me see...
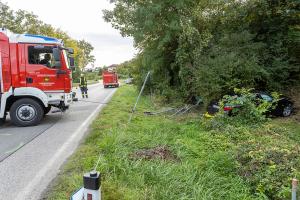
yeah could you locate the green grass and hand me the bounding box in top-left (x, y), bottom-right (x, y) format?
top-left (45, 86), bottom-right (300, 200)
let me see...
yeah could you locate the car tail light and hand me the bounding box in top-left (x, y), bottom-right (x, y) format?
top-left (224, 106), bottom-right (233, 111)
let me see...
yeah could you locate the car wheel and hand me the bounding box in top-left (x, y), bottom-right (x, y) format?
top-left (10, 98), bottom-right (44, 127)
top-left (282, 105), bottom-right (292, 117)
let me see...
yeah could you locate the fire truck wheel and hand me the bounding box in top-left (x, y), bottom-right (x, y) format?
top-left (10, 98), bottom-right (44, 127)
top-left (44, 106), bottom-right (52, 115)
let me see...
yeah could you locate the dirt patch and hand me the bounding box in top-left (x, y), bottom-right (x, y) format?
top-left (131, 146), bottom-right (178, 161)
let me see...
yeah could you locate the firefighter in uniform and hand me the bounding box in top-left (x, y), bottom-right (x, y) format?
top-left (79, 74), bottom-right (88, 98)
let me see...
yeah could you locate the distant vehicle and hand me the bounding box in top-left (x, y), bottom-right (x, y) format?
top-left (207, 92), bottom-right (293, 117)
top-left (102, 71), bottom-right (119, 88)
top-left (0, 29), bottom-right (75, 126)
top-left (124, 78), bottom-right (133, 84)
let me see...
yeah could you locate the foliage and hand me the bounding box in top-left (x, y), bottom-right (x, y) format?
top-left (237, 135), bottom-right (300, 199)
top-left (205, 120), bottom-right (300, 200)
top-left (104, 0), bottom-right (300, 102)
top-left (116, 59), bottom-right (137, 79)
top-left (77, 40), bottom-right (95, 68)
top-left (223, 88), bottom-right (273, 123)
top-left (203, 89), bottom-right (273, 133)
top-left (85, 72), bottom-right (100, 82)
top-left (0, 1), bottom-right (95, 82)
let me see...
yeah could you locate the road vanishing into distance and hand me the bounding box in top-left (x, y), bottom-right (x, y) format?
top-left (0, 83), bottom-right (117, 200)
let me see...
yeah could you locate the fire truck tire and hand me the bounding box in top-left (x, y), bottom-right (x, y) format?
top-left (0, 115), bottom-right (6, 126)
top-left (10, 98), bottom-right (44, 127)
top-left (44, 106), bottom-right (52, 115)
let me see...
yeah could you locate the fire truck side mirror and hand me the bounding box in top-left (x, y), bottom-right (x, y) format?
top-left (53, 48), bottom-right (61, 68)
top-left (69, 57), bottom-right (75, 70)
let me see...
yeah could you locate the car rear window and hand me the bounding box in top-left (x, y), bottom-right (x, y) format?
top-left (261, 94), bottom-right (273, 102)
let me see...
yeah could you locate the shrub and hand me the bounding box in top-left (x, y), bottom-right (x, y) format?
top-left (202, 117), bottom-right (300, 199)
top-left (221, 88), bottom-right (273, 124)
top-left (204, 88), bottom-right (274, 131)
top-left (237, 134), bottom-right (300, 199)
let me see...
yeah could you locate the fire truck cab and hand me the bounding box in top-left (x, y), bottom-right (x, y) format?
top-left (0, 29), bottom-right (74, 127)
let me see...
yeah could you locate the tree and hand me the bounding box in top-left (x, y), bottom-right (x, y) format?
top-left (77, 40), bottom-right (95, 68)
top-left (117, 59), bottom-right (138, 79)
top-left (0, 1), bottom-right (95, 83)
top-left (104, 0), bottom-right (300, 103)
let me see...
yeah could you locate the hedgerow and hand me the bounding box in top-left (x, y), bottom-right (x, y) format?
top-left (104, 0), bottom-right (300, 102)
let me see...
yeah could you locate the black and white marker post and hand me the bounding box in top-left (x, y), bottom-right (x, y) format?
top-left (70, 171), bottom-right (101, 200)
top-left (292, 178), bottom-right (298, 200)
top-left (83, 171), bottom-right (101, 200)
top-left (71, 148), bottom-right (104, 200)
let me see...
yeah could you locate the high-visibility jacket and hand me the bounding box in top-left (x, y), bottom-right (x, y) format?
top-left (79, 76), bottom-right (88, 87)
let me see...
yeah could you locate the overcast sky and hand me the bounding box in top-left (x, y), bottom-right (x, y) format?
top-left (5, 0), bottom-right (136, 67)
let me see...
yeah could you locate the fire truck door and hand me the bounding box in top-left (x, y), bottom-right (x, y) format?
top-left (25, 44), bottom-right (65, 92)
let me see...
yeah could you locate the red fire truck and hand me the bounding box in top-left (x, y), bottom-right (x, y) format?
top-left (0, 29), bottom-right (75, 126)
top-left (102, 71), bottom-right (119, 88)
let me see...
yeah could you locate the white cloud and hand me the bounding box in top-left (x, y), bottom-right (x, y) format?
top-left (4, 0), bottom-right (136, 66)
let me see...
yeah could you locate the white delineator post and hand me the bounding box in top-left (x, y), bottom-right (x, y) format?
top-left (292, 178), bottom-right (298, 200)
top-left (83, 171), bottom-right (101, 200)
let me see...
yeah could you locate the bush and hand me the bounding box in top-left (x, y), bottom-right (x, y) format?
top-left (221, 88), bottom-right (273, 123)
top-left (237, 137), bottom-right (300, 199)
top-left (202, 119), bottom-right (300, 199)
top-left (204, 88), bottom-right (273, 131)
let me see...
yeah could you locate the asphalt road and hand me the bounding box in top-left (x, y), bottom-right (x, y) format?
top-left (0, 83), bottom-right (117, 200)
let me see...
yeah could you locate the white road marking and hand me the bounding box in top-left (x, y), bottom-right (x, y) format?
top-left (15, 89), bottom-right (116, 200)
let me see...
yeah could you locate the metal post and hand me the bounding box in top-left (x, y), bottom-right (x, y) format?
top-left (83, 171), bottom-right (101, 200)
top-left (128, 71), bottom-right (151, 123)
top-left (292, 178), bottom-right (298, 200)
top-left (132, 71), bottom-right (151, 113)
